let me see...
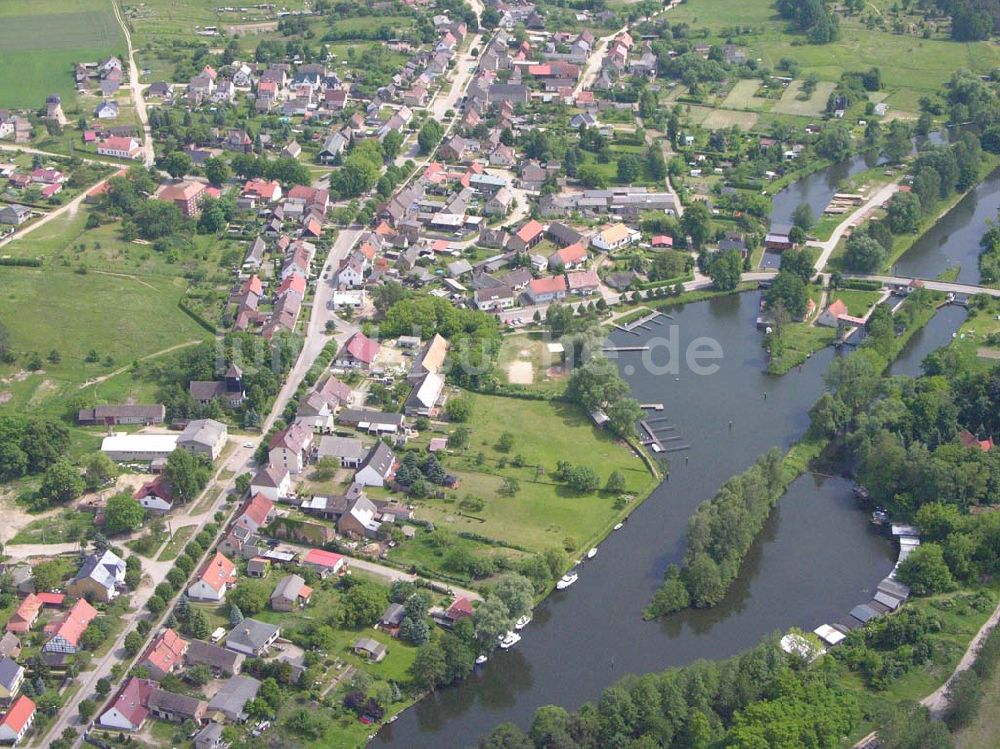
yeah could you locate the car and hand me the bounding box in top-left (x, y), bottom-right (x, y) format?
top-left (243, 441), bottom-right (254, 448)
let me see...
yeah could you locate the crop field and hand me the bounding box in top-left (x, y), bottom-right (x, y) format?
top-left (772, 79), bottom-right (837, 116)
top-left (720, 79), bottom-right (770, 110)
top-left (665, 0), bottom-right (1000, 116)
top-left (701, 109), bottom-right (758, 130)
top-left (0, 0), bottom-right (123, 108)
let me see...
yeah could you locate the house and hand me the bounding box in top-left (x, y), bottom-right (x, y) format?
top-left (485, 187), bottom-right (514, 217)
top-left (548, 242), bottom-right (588, 270)
top-left (488, 83), bottom-right (529, 105)
top-left (178, 419), bottom-right (228, 460)
top-left (318, 131), bottom-right (347, 163)
top-left (77, 404), bottom-right (165, 425)
top-left (234, 494), bottom-right (277, 536)
top-left (0, 696), bottom-right (35, 745)
top-left (379, 603), bottom-right (406, 633)
top-left (302, 548), bottom-right (345, 577)
top-left (570, 112), bottom-right (599, 129)
top-left (97, 136), bottom-right (141, 159)
top-left (489, 144), bottom-right (516, 167)
top-left (269, 422), bottom-right (314, 474)
top-left (140, 628), bottom-right (188, 680)
top-left (404, 372), bottom-right (445, 416)
top-left (194, 723), bottom-right (226, 749)
top-left (184, 640), bottom-right (244, 677)
top-left (250, 464), bottom-right (292, 502)
top-left (508, 219), bottom-right (545, 253)
top-left (0, 658), bottom-right (24, 704)
top-left (764, 223), bottom-right (794, 250)
top-left (567, 269), bottom-right (601, 295)
top-left (958, 430), bottom-right (994, 452)
top-left (43, 599), bottom-right (98, 654)
top-left (206, 675), bottom-right (261, 722)
top-left (0, 204), bottom-right (31, 226)
top-left (246, 557), bottom-right (270, 578)
top-left (148, 688), bottom-right (207, 725)
top-left (353, 637), bottom-right (387, 662)
top-left (94, 100), bottom-right (119, 119)
top-left (0, 635), bottom-right (21, 661)
top-left (225, 619), bottom-right (279, 657)
top-left (338, 495), bottom-right (383, 538)
top-left (315, 435), bottom-right (368, 468)
top-left (242, 178), bottom-right (282, 204)
top-left (66, 549), bottom-right (126, 603)
top-left (5, 596), bottom-right (41, 634)
top-left (157, 180), bottom-right (207, 217)
top-left (474, 285), bottom-right (516, 311)
top-left (435, 596), bottom-right (474, 627)
top-left (650, 235), bottom-right (674, 248)
top-left (187, 552), bottom-right (237, 602)
top-left (336, 332), bottom-right (381, 370)
top-left (355, 442), bottom-right (396, 488)
top-left (133, 476), bottom-right (174, 513)
top-left (816, 299), bottom-right (865, 328)
top-left (410, 334), bottom-right (449, 381)
top-left (270, 574), bottom-right (312, 612)
top-left (591, 223), bottom-right (639, 252)
top-left (527, 275), bottom-right (568, 304)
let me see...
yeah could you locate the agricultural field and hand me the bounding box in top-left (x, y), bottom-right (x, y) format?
top-left (0, 0), bottom-right (124, 109)
top-left (665, 0), bottom-right (1000, 116)
top-left (720, 79), bottom-right (771, 111)
top-left (391, 393), bottom-right (659, 557)
top-left (772, 79), bottom-right (837, 117)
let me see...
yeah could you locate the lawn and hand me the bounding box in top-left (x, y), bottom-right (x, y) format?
top-left (405, 392), bottom-right (659, 556)
top-left (10, 508), bottom-right (94, 544)
top-left (771, 80), bottom-right (837, 117)
top-left (941, 297), bottom-right (1000, 374)
top-left (830, 289), bottom-right (882, 317)
top-left (496, 333), bottom-right (568, 394)
top-left (0, 266), bottom-right (209, 414)
top-left (157, 525), bottom-right (196, 561)
top-left (953, 659), bottom-right (1000, 748)
top-left (720, 79), bottom-right (770, 111)
top-left (0, 0), bottom-right (124, 109)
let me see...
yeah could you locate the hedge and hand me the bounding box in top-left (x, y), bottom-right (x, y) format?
top-left (0, 257), bottom-right (43, 267)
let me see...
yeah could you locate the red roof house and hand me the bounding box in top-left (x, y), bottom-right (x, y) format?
top-left (140, 628), bottom-right (188, 679)
top-left (302, 548), bottom-right (346, 576)
top-left (5, 595), bottom-right (42, 634)
top-left (336, 332), bottom-right (381, 370)
top-left (43, 599), bottom-right (98, 654)
top-left (0, 695), bottom-right (35, 744)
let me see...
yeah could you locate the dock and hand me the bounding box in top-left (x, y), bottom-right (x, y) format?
top-left (603, 346), bottom-right (650, 352)
top-left (640, 403), bottom-right (664, 411)
top-left (638, 420), bottom-right (664, 452)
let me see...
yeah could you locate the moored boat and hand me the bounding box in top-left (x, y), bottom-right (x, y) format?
top-left (556, 571), bottom-right (578, 590)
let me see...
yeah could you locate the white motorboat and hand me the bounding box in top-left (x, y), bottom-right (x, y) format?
top-left (556, 571), bottom-right (578, 590)
top-left (613, 522), bottom-right (624, 531)
top-left (587, 547), bottom-right (598, 559)
top-left (498, 631), bottom-right (521, 649)
top-left (514, 615), bottom-right (531, 630)
top-left (475, 654), bottom-right (488, 665)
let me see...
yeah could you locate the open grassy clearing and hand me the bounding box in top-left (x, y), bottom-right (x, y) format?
top-left (720, 79), bottom-right (769, 110)
top-left (701, 108), bottom-right (759, 131)
top-left (400, 393), bottom-right (658, 556)
top-left (771, 79), bottom-right (837, 117)
top-left (953, 660), bottom-right (1000, 748)
top-left (0, 0), bottom-right (124, 109)
top-left (497, 333), bottom-right (568, 393)
top-left (830, 289), bottom-right (883, 317)
top-left (665, 0), bottom-right (1000, 116)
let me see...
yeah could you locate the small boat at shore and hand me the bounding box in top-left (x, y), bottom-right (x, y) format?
top-left (515, 615), bottom-right (531, 630)
top-left (613, 522), bottom-right (624, 531)
top-left (557, 571), bottom-right (578, 590)
top-left (587, 547), bottom-right (598, 559)
top-left (475, 654), bottom-right (488, 665)
top-left (498, 631), bottom-right (521, 649)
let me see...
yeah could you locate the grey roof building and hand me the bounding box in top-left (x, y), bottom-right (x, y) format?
top-left (207, 675), bottom-right (261, 722)
top-left (225, 619), bottom-right (280, 656)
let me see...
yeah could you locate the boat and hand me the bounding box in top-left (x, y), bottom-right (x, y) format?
top-left (613, 522), bottom-right (624, 531)
top-left (556, 571), bottom-right (579, 590)
top-left (498, 631), bottom-right (521, 649)
top-left (514, 615), bottom-right (531, 630)
top-left (475, 654), bottom-right (488, 665)
top-left (587, 547), bottom-right (598, 559)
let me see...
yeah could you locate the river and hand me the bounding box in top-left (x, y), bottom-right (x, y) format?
top-left (374, 292), bottom-right (898, 748)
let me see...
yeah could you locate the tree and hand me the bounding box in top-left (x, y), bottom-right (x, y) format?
top-left (896, 543), bottom-right (955, 595)
top-left (479, 723), bottom-right (533, 749)
top-left (417, 120), bottom-right (444, 154)
top-left (684, 553), bottom-right (726, 607)
top-left (123, 630), bottom-right (145, 656)
top-left (500, 477), bottom-right (521, 496)
top-left (409, 641), bottom-right (449, 689)
top-left (32, 560), bottom-right (66, 592)
top-left (616, 154), bottom-right (641, 183)
top-left (78, 699), bottom-right (96, 721)
top-left (792, 202), bottom-right (814, 232)
top-left (606, 397), bottom-right (643, 439)
top-left (605, 470), bottom-right (626, 494)
top-left (104, 493), bottom-right (145, 535)
top-left (491, 574), bottom-right (534, 620)
top-left (161, 152), bottom-right (193, 179)
top-left (566, 466), bottom-right (600, 493)
top-left (844, 234), bottom-right (887, 273)
top-left (577, 163), bottom-right (608, 189)
top-left (399, 615), bottom-right (431, 645)
top-left (645, 565), bottom-right (691, 617)
top-left (681, 202), bottom-right (712, 249)
top-left (496, 432), bottom-right (515, 452)
top-left (473, 596), bottom-right (513, 645)
top-left (163, 449), bottom-right (210, 503)
top-left (447, 426), bottom-right (470, 450)
top-left (886, 192), bottom-right (922, 234)
top-left (446, 398), bottom-right (473, 422)
top-left (341, 583), bottom-right (387, 628)
top-left (766, 271), bottom-right (809, 320)
top-left (187, 608), bottom-right (209, 639)
top-left (83, 452), bottom-right (118, 492)
top-left (39, 459), bottom-right (85, 505)
top-left (228, 581), bottom-right (270, 616)
top-left (816, 124), bottom-right (851, 161)
top-left (202, 156), bottom-right (230, 186)
top-left (708, 250), bottom-right (743, 291)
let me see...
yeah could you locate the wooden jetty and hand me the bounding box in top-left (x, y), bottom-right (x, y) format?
top-left (640, 403), bottom-right (664, 411)
top-left (665, 445), bottom-right (690, 453)
top-left (638, 420), bottom-right (665, 453)
top-left (603, 346), bottom-right (650, 352)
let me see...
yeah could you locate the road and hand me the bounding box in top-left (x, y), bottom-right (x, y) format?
top-left (850, 274), bottom-right (1000, 299)
top-left (809, 181), bottom-right (899, 273)
top-left (110, 0), bottom-right (155, 166)
top-left (41, 228), bottom-right (363, 748)
top-left (0, 172), bottom-right (115, 251)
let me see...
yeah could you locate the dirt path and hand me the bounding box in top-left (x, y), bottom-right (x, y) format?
top-left (88, 268), bottom-right (158, 290)
top-left (111, 0), bottom-right (155, 166)
top-left (77, 338), bottom-right (202, 389)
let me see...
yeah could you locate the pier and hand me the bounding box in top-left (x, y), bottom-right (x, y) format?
top-left (638, 420), bottom-right (665, 453)
top-left (640, 403), bottom-right (664, 411)
top-left (603, 346), bottom-right (650, 352)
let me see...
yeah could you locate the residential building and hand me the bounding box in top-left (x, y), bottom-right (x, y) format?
top-left (269, 422), bottom-right (314, 474)
top-left (43, 599), bottom-right (98, 654)
top-left (97, 136), bottom-right (141, 159)
top-left (225, 619), bottom-right (279, 657)
top-left (527, 275), bottom-right (568, 304)
top-left (233, 494), bottom-right (276, 536)
top-left (591, 223), bottom-right (640, 252)
top-left (5, 596), bottom-right (41, 634)
top-left (355, 443), bottom-right (396, 488)
top-left (177, 419), bottom-right (228, 460)
top-left (0, 658), bottom-right (24, 704)
top-left (338, 495), bottom-right (383, 538)
top-left (508, 219), bottom-right (545, 253)
top-left (335, 332), bottom-right (381, 370)
top-left (0, 204), bottom-right (31, 226)
top-left (315, 436), bottom-right (368, 468)
top-left (140, 629), bottom-right (188, 680)
top-left (187, 552), bottom-right (237, 602)
top-left (184, 640), bottom-right (244, 676)
top-left (133, 476), bottom-right (174, 513)
top-left (0, 696), bottom-right (35, 744)
top-left (206, 675), bottom-right (261, 723)
top-left (66, 549), bottom-right (125, 603)
top-left (474, 285), bottom-right (516, 311)
top-left (301, 548), bottom-right (345, 577)
top-left (548, 242), bottom-right (587, 270)
top-left (157, 180), bottom-right (207, 217)
top-left (270, 575), bottom-right (312, 612)
top-left (566, 269), bottom-right (601, 295)
top-left (250, 464), bottom-right (292, 502)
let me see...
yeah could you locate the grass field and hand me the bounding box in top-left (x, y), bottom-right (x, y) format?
top-left (666, 0), bottom-right (1000, 116)
top-left (720, 79), bottom-right (768, 110)
top-left (830, 289), bottom-right (882, 317)
top-left (0, 0), bottom-right (124, 108)
top-left (953, 663), bottom-right (1000, 748)
top-left (403, 393), bottom-right (659, 556)
top-left (772, 80), bottom-right (837, 117)
top-left (497, 333), bottom-right (567, 393)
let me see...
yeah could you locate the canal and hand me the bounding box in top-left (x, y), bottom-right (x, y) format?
top-left (374, 293), bottom-right (898, 747)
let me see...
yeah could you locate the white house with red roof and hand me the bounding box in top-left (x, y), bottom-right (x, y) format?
top-left (250, 463), bottom-right (292, 502)
top-left (566, 269), bottom-right (601, 295)
top-left (816, 298), bottom-right (866, 328)
top-left (0, 695), bottom-right (35, 744)
top-left (133, 475), bottom-right (174, 513)
top-left (269, 422), bottom-right (314, 474)
top-left (335, 332), bottom-right (381, 371)
top-left (234, 494), bottom-right (277, 535)
top-left (548, 241), bottom-right (588, 270)
top-left (434, 596), bottom-right (474, 628)
top-left (527, 275), bottom-right (568, 304)
top-left (242, 179), bottom-right (282, 204)
top-left (140, 628), bottom-right (188, 680)
top-left (99, 677), bottom-right (153, 731)
top-left (187, 552), bottom-right (237, 602)
top-left (97, 136), bottom-right (142, 159)
top-left (301, 548), bottom-right (346, 577)
top-left (508, 219), bottom-right (545, 253)
top-left (43, 599), bottom-right (97, 654)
